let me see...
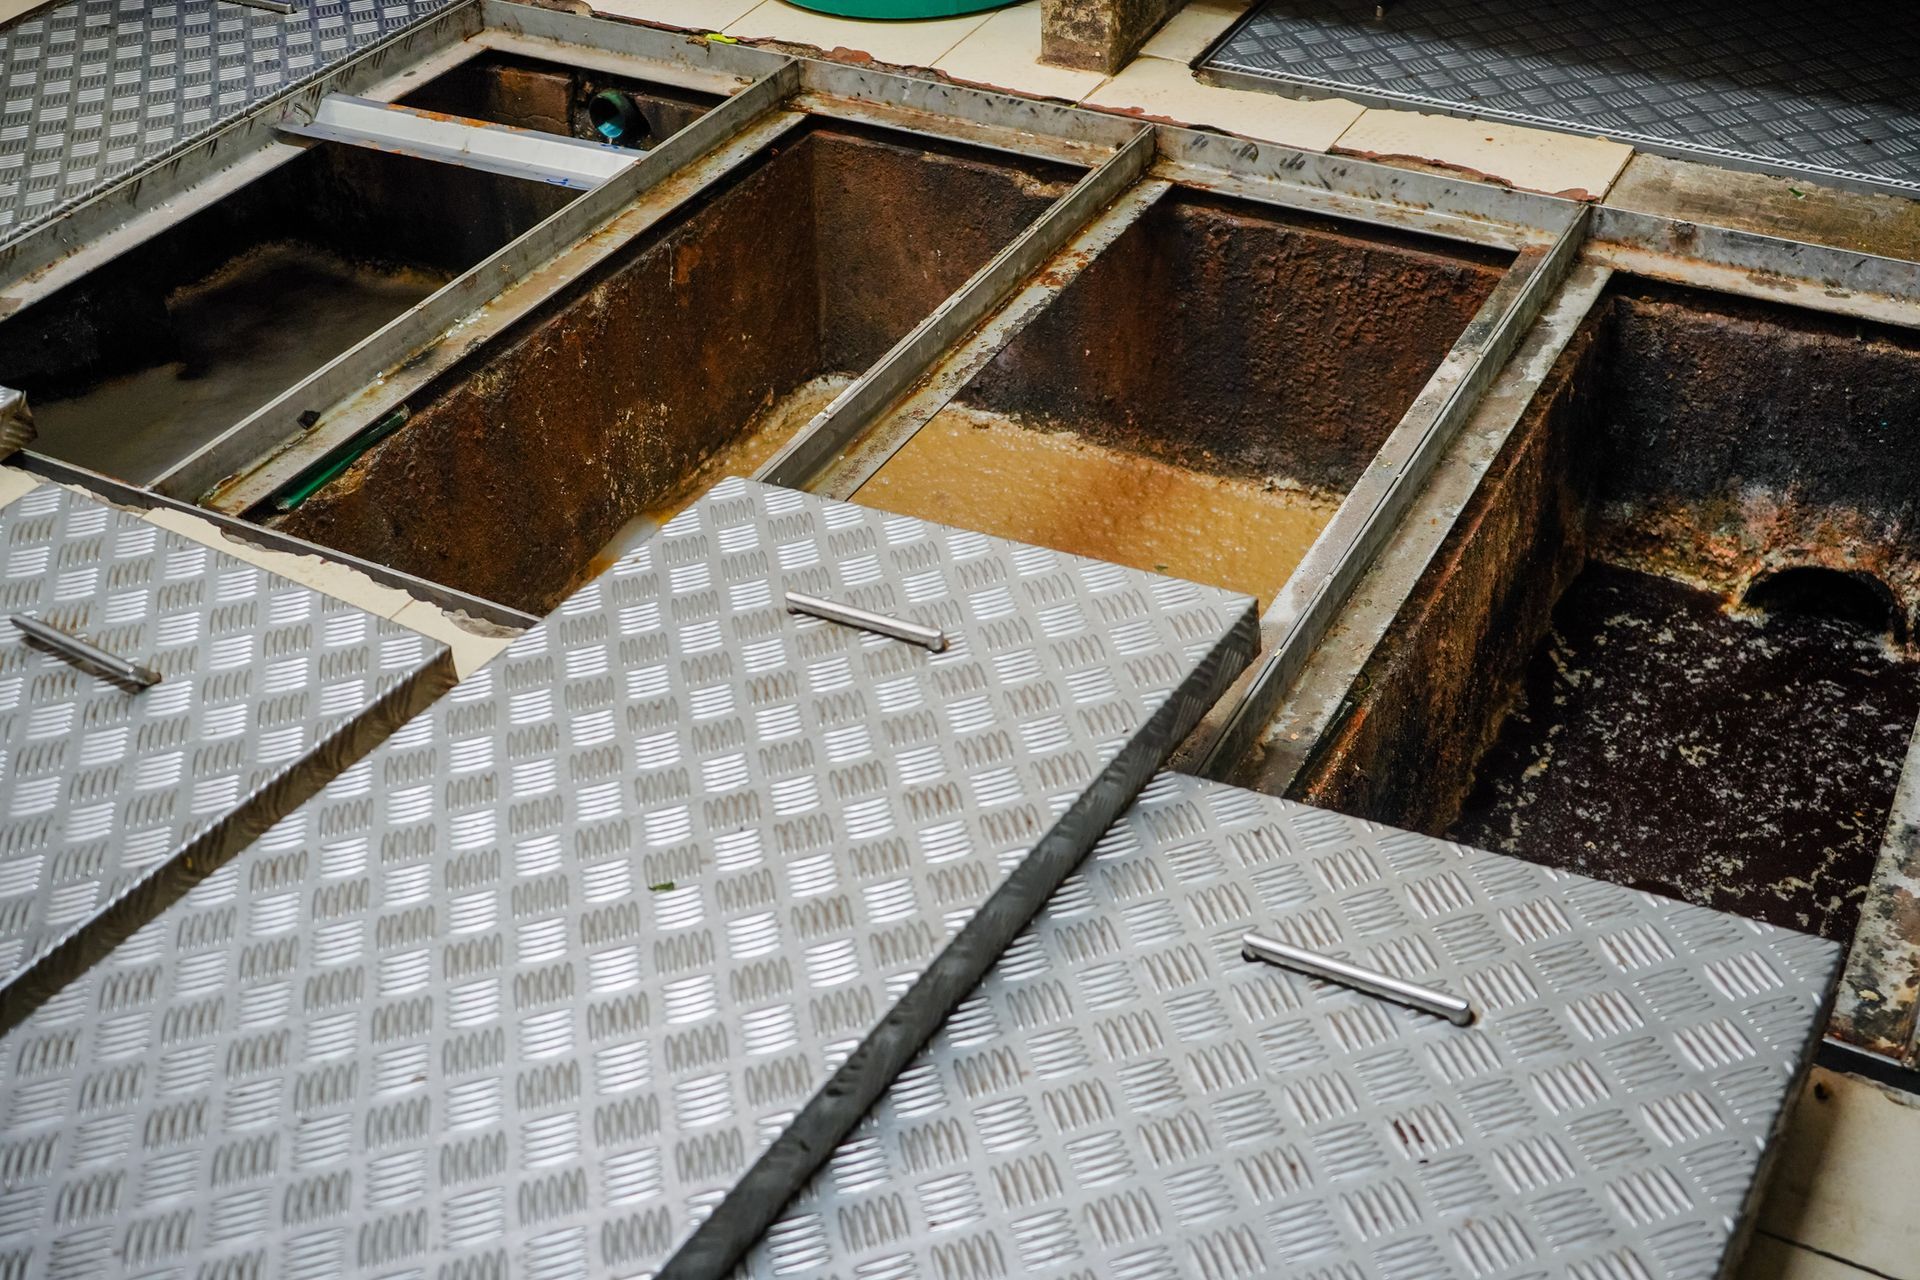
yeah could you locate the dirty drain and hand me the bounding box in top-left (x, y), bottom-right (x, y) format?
top-left (1450, 562), bottom-right (1920, 941)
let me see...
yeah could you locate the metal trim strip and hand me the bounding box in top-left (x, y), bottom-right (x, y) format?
top-left (1189, 203), bottom-right (1594, 776)
top-left (758, 127), bottom-right (1157, 493)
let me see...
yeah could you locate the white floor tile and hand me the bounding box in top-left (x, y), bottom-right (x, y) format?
top-left (1756, 1067), bottom-right (1920, 1280)
top-left (390, 599), bottom-right (516, 677)
top-left (1333, 108), bottom-right (1632, 200)
top-left (935, 3), bottom-right (1107, 102)
top-left (1739, 1232), bottom-right (1891, 1280)
top-left (725, 1), bottom-right (991, 67)
top-left (1139, 0), bottom-right (1251, 64)
top-left (1083, 55), bottom-right (1363, 152)
top-left (0, 465), bottom-right (39, 510)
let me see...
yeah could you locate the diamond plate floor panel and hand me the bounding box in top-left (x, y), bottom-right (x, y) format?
top-left (0, 478), bottom-right (1258, 1279)
top-left (750, 773), bottom-right (1841, 1280)
top-left (1203, 0), bottom-right (1920, 197)
top-left (0, 482), bottom-right (453, 1009)
top-left (0, 0), bottom-right (457, 239)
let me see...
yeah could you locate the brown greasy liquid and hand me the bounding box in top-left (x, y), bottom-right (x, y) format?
top-left (1449, 562), bottom-right (1920, 941)
top-left (854, 405), bottom-right (1341, 607)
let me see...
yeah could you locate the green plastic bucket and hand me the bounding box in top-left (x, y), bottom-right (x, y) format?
top-left (782, 0), bottom-right (1017, 16)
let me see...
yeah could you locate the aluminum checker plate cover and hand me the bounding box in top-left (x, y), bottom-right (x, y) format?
top-left (0, 0), bottom-right (458, 238)
top-left (0, 477), bottom-right (1259, 1279)
top-left (0, 482), bottom-right (453, 1013)
top-left (748, 773), bottom-right (1842, 1280)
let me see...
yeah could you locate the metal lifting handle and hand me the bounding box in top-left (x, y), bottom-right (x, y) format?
top-left (10, 614), bottom-right (161, 690)
top-left (1242, 931), bottom-right (1475, 1026)
top-left (785, 591), bottom-right (948, 653)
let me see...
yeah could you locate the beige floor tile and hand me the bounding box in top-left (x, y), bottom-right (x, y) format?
top-left (1332, 108), bottom-right (1632, 200)
top-left (1739, 1233), bottom-right (1887, 1280)
top-left (0, 0), bottom-right (52, 25)
top-left (0, 465), bottom-right (40, 510)
top-left (591, 0), bottom-right (764, 30)
top-left (1756, 1067), bottom-right (1920, 1280)
top-left (724, 1), bottom-right (991, 67)
top-left (1609, 153), bottom-right (1920, 265)
top-left (934, 3), bottom-right (1106, 101)
top-left (141, 506), bottom-right (417, 619)
top-left (389, 600), bottom-right (518, 678)
top-left (1138, 0), bottom-right (1251, 64)
top-left (1084, 55), bottom-right (1363, 152)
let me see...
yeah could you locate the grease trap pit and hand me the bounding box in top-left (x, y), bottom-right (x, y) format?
top-left (1271, 281), bottom-right (1920, 945)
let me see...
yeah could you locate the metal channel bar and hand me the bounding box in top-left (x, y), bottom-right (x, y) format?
top-left (14, 452), bottom-right (540, 631)
top-left (1189, 203), bottom-right (1594, 777)
top-left (1832, 715), bottom-right (1920, 1068)
top-left (1222, 263), bottom-right (1614, 789)
top-left (1589, 205), bottom-right (1920, 331)
top-left (481, 0), bottom-right (791, 88)
top-left (1152, 123), bottom-right (1569, 252)
top-left (759, 127), bottom-right (1157, 492)
top-left (487, 156), bottom-right (1152, 560)
top-left (809, 179), bottom-right (1172, 500)
top-left (154, 59), bottom-right (804, 508)
top-left (0, 1), bottom-right (487, 308)
top-left (280, 94), bottom-right (646, 190)
top-left (794, 65), bottom-right (1138, 170)
top-left (196, 108), bottom-right (809, 517)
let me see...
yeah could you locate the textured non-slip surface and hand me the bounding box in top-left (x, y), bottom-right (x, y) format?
top-left (0, 478), bottom-right (1256, 1279)
top-left (0, 0), bottom-right (455, 237)
top-left (0, 482), bottom-right (450, 1000)
top-left (750, 773), bottom-right (1841, 1280)
top-left (1204, 0), bottom-right (1920, 195)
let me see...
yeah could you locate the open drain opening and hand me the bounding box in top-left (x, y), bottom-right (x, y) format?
top-left (1279, 282), bottom-right (1920, 943)
top-left (1745, 565), bottom-right (1905, 641)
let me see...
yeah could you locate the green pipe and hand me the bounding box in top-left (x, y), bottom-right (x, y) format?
top-left (587, 90), bottom-right (647, 147)
top-left (268, 407), bottom-right (411, 514)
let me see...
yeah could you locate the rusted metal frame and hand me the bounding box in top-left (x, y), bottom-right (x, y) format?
top-left (1181, 263), bottom-right (1615, 781)
top-left (0, 1), bottom-right (488, 310)
top-left (582, 180), bottom-right (1164, 563)
top-left (1150, 124), bottom-right (1569, 252)
top-left (808, 179), bottom-right (1173, 502)
top-left (481, 4), bottom-right (1131, 169)
top-left (1189, 202), bottom-right (1594, 778)
top-left (757, 126), bottom-right (1159, 493)
top-left (1588, 206), bottom-right (1920, 331)
top-left (14, 452), bottom-right (539, 631)
top-left (794, 69), bottom-right (1138, 171)
top-left (470, 28), bottom-right (760, 99)
top-left (480, 0), bottom-right (788, 94)
top-left (192, 104), bottom-right (806, 516)
top-left (1832, 719), bottom-right (1920, 1068)
top-left (793, 87), bottom-right (1118, 171)
top-left (164, 60), bottom-right (807, 512)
